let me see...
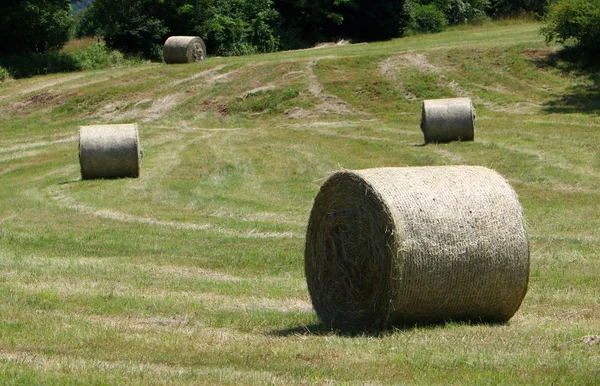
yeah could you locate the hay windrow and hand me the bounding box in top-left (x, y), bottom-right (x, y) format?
top-left (305, 166), bottom-right (529, 331)
top-left (421, 98), bottom-right (475, 143)
top-left (163, 36), bottom-right (206, 64)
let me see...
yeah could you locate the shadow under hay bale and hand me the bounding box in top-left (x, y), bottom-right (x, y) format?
top-left (79, 123), bottom-right (141, 180)
top-left (163, 36), bottom-right (206, 64)
top-left (305, 166), bottom-right (529, 332)
top-left (421, 98), bottom-right (475, 143)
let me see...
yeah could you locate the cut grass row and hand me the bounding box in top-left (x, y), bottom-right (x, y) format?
top-left (0, 20), bottom-right (599, 384)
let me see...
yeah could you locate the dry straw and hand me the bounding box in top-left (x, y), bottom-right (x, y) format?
top-left (421, 98), bottom-right (475, 143)
top-left (163, 36), bottom-right (206, 64)
top-left (305, 166), bottom-right (529, 331)
top-left (79, 123), bottom-right (141, 180)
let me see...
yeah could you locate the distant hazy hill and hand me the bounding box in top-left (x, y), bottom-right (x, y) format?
top-left (72, 0), bottom-right (93, 14)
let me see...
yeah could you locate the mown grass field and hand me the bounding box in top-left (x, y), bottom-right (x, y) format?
top-left (0, 20), bottom-right (599, 384)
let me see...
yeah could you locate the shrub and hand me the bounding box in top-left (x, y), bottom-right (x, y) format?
top-left (412, 4), bottom-right (448, 33)
top-left (0, 52), bottom-right (80, 79)
top-left (70, 43), bottom-right (140, 70)
top-left (541, 0), bottom-right (600, 54)
top-left (0, 66), bottom-right (10, 82)
top-left (433, 0), bottom-right (490, 25)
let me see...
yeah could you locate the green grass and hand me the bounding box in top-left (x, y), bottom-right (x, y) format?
top-left (0, 20), bottom-right (599, 384)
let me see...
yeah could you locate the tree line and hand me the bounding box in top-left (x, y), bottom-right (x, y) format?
top-left (1, 0), bottom-right (597, 60)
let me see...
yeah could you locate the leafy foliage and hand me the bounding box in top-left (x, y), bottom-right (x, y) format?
top-left (275, 0), bottom-right (410, 47)
top-left (202, 0), bottom-right (281, 56)
top-left (541, 0), bottom-right (600, 55)
top-left (486, 0), bottom-right (549, 17)
top-left (0, 0), bottom-right (73, 54)
top-left (0, 66), bottom-right (10, 82)
top-left (411, 3), bottom-right (448, 33)
top-left (0, 42), bottom-right (140, 79)
top-left (77, 0), bottom-right (280, 59)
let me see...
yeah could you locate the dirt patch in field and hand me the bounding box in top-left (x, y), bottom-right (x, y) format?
top-left (522, 48), bottom-right (555, 67)
top-left (198, 99), bottom-right (229, 117)
top-left (7, 91), bottom-right (69, 112)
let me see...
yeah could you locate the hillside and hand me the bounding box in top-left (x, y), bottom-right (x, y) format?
top-left (0, 20), bottom-right (599, 384)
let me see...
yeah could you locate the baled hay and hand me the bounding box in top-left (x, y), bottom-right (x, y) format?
top-left (421, 98), bottom-right (475, 143)
top-left (305, 166), bottom-right (529, 331)
top-left (79, 123), bottom-right (141, 180)
top-left (163, 36), bottom-right (206, 64)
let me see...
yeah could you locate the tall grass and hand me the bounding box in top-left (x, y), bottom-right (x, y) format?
top-left (0, 39), bottom-right (144, 80)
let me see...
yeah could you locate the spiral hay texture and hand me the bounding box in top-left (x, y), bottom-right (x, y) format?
top-left (163, 36), bottom-right (206, 64)
top-left (79, 124), bottom-right (141, 180)
top-left (421, 98), bottom-right (475, 143)
top-left (305, 166), bottom-right (529, 331)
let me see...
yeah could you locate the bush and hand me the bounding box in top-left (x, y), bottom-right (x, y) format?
top-left (0, 52), bottom-right (80, 79)
top-left (202, 0), bottom-right (280, 56)
top-left (0, 42), bottom-right (143, 79)
top-left (70, 43), bottom-right (142, 70)
top-left (411, 4), bottom-right (448, 33)
top-left (433, 0), bottom-right (490, 25)
top-left (0, 66), bottom-right (10, 82)
top-left (541, 0), bottom-right (600, 54)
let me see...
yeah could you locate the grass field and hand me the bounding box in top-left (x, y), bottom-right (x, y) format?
top-left (0, 20), bottom-right (599, 384)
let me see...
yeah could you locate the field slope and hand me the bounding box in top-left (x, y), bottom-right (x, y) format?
top-left (0, 20), bottom-right (599, 384)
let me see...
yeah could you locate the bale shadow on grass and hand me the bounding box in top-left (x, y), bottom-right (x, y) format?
top-left (530, 47), bottom-right (600, 115)
top-left (272, 319), bottom-right (507, 338)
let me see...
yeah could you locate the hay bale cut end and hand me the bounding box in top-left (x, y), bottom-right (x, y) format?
top-left (163, 36), bottom-right (206, 64)
top-left (305, 166), bottom-right (529, 331)
top-left (421, 98), bottom-right (475, 143)
top-left (79, 123), bottom-right (141, 180)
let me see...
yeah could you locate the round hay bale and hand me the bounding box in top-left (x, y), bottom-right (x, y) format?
top-left (305, 166), bottom-right (529, 331)
top-left (163, 36), bottom-right (206, 64)
top-left (420, 98), bottom-right (475, 143)
top-left (79, 123), bottom-right (141, 180)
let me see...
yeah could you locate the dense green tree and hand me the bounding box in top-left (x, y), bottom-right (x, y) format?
top-left (486, 0), bottom-right (549, 17)
top-left (0, 0), bottom-right (73, 54)
top-left (203, 0), bottom-right (280, 55)
top-left (541, 0), bottom-right (600, 55)
top-left (274, 0), bottom-right (410, 48)
top-left (78, 0), bottom-right (280, 59)
top-left (339, 0), bottom-right (411, 41)
top-left (407, 0), bottom-right (489, 28)
top-left (78, 0), bottom-right (169, 59)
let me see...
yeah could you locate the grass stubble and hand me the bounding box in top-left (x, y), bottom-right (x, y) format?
top-left (0, 20), bottom-right (598, 384)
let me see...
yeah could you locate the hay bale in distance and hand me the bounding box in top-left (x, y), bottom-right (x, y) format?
top-left (163, 36), bottom-right (206, 64)
top-left (421, 98), bottom-right (475, 143)
top-left (304, 166), bottom-right (529, 331)
top-left (79, 123), bottom-right (141, 180)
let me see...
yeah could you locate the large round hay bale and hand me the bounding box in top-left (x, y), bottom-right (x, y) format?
top-left (79, 123), bottom-right (141, 180)
top-left (305, 166), bottom-right (529, 331)
top-left (421, 98), bottom-right (475, 143)
top-left (163, 36), bottom-right (206, 64)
